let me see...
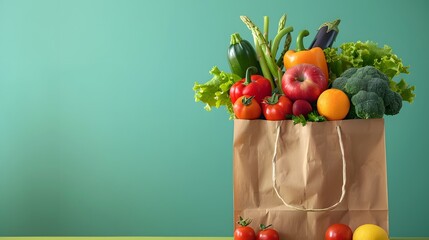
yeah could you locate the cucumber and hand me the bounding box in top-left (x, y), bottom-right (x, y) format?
top-left (227, 33), bottom-right (260, 78)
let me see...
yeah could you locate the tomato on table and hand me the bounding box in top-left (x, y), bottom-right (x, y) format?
top-left (325, 223), bottom-right (353, 240)
top-left (257, 224), bottom-right (280, 240)
top-left (234, 217), bottom-right (256, 240)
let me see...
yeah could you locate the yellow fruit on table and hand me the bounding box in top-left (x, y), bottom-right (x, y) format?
top-left (317, 88), bottom-right (350, 121)
top-left (353, 224), bottom-right (389, 240)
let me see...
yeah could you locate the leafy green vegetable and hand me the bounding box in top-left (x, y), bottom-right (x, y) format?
top-left (324, 41), bottom-right (415, 103)
top-left (308, 111), bottom-right (327, 122)
top-left (292, 114), bottom-right (307, 126)
top-left (193, 66), bottom-right (241, 118)
top-left (292, 111), bottom-right (326, 126)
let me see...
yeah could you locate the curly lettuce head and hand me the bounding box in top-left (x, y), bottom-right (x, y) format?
top-left (193, 66), bottom-right (241, 118)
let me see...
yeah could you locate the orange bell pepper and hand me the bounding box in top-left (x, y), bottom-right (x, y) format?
top-left (283, 30), bottom-right (329, 80)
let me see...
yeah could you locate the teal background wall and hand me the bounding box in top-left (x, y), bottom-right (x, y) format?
top-left (0, 0), bottom-right (428, 237)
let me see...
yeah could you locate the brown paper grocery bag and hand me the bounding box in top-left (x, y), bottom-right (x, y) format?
top-left (233, 119), bottom-right (388, 240)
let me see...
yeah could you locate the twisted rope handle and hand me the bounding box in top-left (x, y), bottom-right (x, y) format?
top-left (271, 122), bottom-right (347, 212)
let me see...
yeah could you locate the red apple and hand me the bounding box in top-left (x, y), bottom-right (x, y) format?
top-left (281, 63), bottom-right (328, 102)
top-left (293, 99), bottom-right (312, 116)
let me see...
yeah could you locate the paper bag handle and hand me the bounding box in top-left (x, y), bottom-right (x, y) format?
top-left (272, 122), bottom-right (347, 212)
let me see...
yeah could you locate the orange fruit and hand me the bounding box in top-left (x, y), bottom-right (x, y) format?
top-left (317, 88), bottom-right (350, 121)
top-left (353, 224), bottom-right (389, 240)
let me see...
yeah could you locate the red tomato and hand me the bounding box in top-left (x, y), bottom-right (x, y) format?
top-left (261, 94), bottom-right (293, 120)
top-left (257, 224), bottom-right (279, 240)
top-left (234, 217), bottom-right (256, 240)
top-left (233, 95), bottom-right (262, 120)
top-left (235, 226), bottom-right (256, 240)
top-left (325, 223), bottom-right (353, 240)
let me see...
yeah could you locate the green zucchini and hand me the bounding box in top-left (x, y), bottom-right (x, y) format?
top-left (227, 33), bottom-right (260, 78)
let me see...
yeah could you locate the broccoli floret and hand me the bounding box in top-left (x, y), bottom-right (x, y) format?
top-left (340, 67), bottom-right (359, 78)
top-left (351, 91), bottom-right (385, 119)
top-left (352, 65), bottom-right (390, 82)
top-left (332, 65), bottom-right (401, 119)
top-left (345, 76), bottom-right (389, 97)
top-left (384, 90), bottom-right (403, 115)
top-left (344, 76), bottom-right (368, 95)
top-left (366, 78), bottom-right (389, 99)
top-left (331, 76), bottom-right (348, 92)
top-left (344, 66), bottom-right (390, 95)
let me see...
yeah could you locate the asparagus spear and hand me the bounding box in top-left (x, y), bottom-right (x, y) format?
top-left (240, 15), bottom-right (293, 91)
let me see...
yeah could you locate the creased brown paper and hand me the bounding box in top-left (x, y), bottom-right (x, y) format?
top-left (233, 119), bottom-right (388, 240)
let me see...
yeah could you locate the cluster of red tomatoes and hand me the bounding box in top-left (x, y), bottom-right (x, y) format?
top-left (234, 217), bottom-right (280, 240)
top-left (234, 217), bottom-right (354, 240)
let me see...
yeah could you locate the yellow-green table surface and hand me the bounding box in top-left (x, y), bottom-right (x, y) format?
top-left (0, 237), bottom-right (428, 240)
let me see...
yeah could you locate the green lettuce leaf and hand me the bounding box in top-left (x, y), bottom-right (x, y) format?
top-left (193, 66), bottom-right (241, 118)
top-left (325, 41), bottom-right (415, 103)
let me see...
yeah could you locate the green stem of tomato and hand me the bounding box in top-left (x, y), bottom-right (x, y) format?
top-left (266, 92), bottom-right (279, 105)
top-left (242, 95), bottom-right (255, 106)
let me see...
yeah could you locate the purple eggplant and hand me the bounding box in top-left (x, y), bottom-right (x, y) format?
top-left (309, 19), bottom-right (341, 49)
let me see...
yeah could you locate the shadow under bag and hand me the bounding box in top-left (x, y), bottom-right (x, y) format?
top-left (233, 119), bottom-right (388, 240)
